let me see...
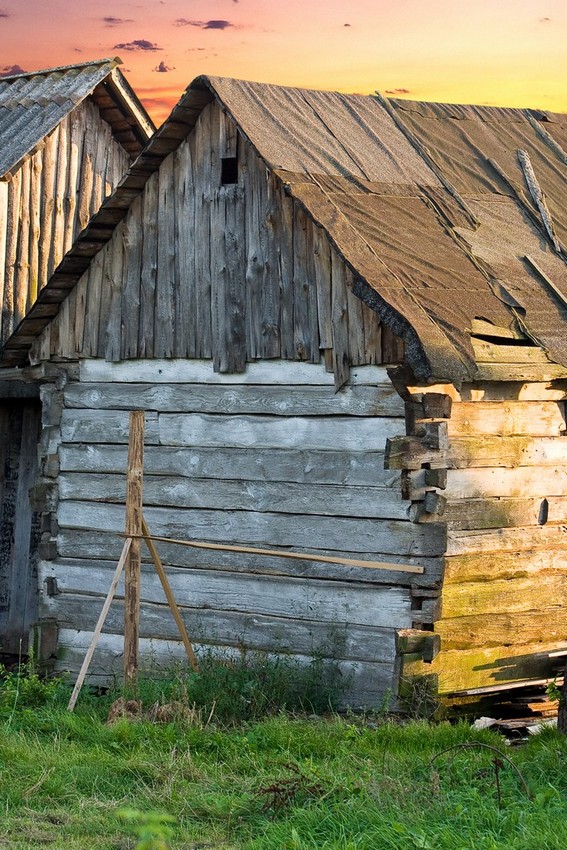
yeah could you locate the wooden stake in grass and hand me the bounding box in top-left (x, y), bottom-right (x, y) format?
top-left (124, 411), bottom-right (144, 686)
top-left (67, 537), bottom-right (132, 711)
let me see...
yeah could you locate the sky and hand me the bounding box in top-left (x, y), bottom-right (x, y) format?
top-left (1, 1), bottom-right (566, 126)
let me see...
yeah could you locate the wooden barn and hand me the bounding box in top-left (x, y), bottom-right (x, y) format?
top-left (0, 58), bottom-right (153, 654)
top-left (2, 74), bottom-right (567, 708)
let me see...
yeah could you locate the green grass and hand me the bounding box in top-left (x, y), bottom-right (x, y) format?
top-left (1, 663), bottom-right (567, 849)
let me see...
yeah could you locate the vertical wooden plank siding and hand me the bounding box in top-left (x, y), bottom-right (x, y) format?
top-left (0, 99), bottom-right (131, 348)
top-left (174, 134), bottom-right (195, 358)
top-left (0, 401), bottom-right (41, 654)
top-left (0, 181), bottom-right (8, 323)
top-left (30, 100), bottom-right (400, 377)
top-left (155, 152), bottom-right (176, 358)
top-left (1, 169), bottom-right (21, 344)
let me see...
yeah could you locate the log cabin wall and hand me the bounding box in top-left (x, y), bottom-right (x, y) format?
top-left (33, 359), bottom-right (444, 707)
top-left (0, 98), bottom-right (130, 346)
top-left (29, 101), bottom-right (404, 383)
top-left (388, 379), bottom-right (567, 701)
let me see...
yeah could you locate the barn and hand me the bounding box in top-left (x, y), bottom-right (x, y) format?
top-left (0, 58), bottom-right (153, 654)
top-left (2, 74), bottom-right (567, 708)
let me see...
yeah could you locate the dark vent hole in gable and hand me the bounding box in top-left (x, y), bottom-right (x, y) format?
top-left (221, 156), bottom-right (238, 185)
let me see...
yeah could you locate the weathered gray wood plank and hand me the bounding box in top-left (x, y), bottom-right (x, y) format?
top-left (174, 137), bottom-right (196, 357)
top-left (53, 627), bottom-right (396, 706)
top-left (56, 529), bottom-right (440, 587)
top-left (59, 472), bottom-right (410, 520)
top-left (139, 171), bottom-right (159, 357)
top-left (42, 590), bottom-right (397, 662)
top-left (59, 444), bottom-right (399, 487)
top-left (57, 500), bottom-right (443, 556)
top-left (43, 559), bottom-right (412, 628)
top-left (60, 410), bottom-right (160, 444)
top-left (158, 412), bottom-right (404, 450)
top-left (120, 193), bottom-right (143, 358)
top-left (155, 152), bottom-right (176, 357)
top-left (64, 382), bottom-right (405, 417)
top-left (79, 359), bottom-right (392, 385)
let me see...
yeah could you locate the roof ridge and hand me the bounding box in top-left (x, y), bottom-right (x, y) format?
top-left (0, 57), bottom-right (120, 83)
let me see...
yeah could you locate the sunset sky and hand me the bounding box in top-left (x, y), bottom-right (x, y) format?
top-left (1, 1), bottom-right (566, 125)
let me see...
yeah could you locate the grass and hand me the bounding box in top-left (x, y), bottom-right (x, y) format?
top-left (1, 659), bottom-right (567, 849)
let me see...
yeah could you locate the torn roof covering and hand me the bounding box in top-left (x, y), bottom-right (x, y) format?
top-left (0, 58), bottom-right (154, 177)
top-left (199, 78), bottom-right (567, 382)
top-left (4, 75), bottom-right (567, 382)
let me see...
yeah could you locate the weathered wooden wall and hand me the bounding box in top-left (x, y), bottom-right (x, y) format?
top-left (30, 101), bottom-right (404, 385)
top-left (35, 360), bottom-right (442, 706)
top-left (387, 378), bottom-right (567, 698)
top-left (0, 398), bottom-right (42, 653)
top-left (0, 99), bottom-right (130, 346)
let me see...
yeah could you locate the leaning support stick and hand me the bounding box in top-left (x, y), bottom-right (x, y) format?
top-left (67, 537), bottom-right (132, 712)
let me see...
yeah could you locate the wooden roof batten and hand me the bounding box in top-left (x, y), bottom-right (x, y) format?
top-left (3, 75), bottom-right (567, 384)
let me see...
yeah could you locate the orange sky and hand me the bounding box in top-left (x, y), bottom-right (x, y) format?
top-left (1, 1), bottom-right (566, 125)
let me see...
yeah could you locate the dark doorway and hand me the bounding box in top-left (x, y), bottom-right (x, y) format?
top-left (0, 399), bottom-right (42, 655)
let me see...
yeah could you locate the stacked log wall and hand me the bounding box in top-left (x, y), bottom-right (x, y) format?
top-left (387, 380), bottom-right (567, 698)
top-left (29, 102), bottom-right (404, 383)
top-left (36, 359), bottom-right (444, 707)
top-left (0, 99), bottom-right (130, 345)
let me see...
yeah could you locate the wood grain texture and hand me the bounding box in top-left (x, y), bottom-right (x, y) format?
top-left (57, 500), bottom-right (445, 556)
top-left (64, 382), bottom-right (404, 417)
top-left (43, 559), bottom-right (412, 628)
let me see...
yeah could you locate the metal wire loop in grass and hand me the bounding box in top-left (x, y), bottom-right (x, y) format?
top-left (430, 742), bottom-right (532, 802)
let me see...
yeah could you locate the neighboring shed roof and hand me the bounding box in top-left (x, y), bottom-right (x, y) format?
top-left (0, 57), bottom-right (155, 177)
top-left (2, 75), bottom-right (567, 382)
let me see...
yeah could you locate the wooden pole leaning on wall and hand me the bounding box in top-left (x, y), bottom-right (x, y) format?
top-left (67, 538), bottom-right (132, 712)
top-left (124, 410), bottom-right (145, 686)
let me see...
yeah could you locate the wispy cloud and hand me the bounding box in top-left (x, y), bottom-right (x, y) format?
top-left (1, 64), bottom-right (26, 76)
top-left (114, 39), bottom-right (162, 51)
top-left (539, 17), bottom-right (551, 23)
top-left (385, 88), bottom-right (411, 95)
top-left (175, 19), bottom-right (234, 30)
top-left (154, 61), bottom-right (175, 73)
top-left (0, 10), bottom-right (9, 19)
top-left (104, 16), bottom-right (134, 26)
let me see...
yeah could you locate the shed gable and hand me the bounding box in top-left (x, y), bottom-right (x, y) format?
top-left (30, 101), bottom-right (403, 384)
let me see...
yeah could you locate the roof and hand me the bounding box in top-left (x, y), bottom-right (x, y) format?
top-left (0, 58), bottom-right (155, 177)
top-left (2, 75), bottom-right (567, 381)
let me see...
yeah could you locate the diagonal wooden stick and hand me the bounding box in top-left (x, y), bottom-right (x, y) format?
top-left (67, 537), bottom-right (132, 711)
top-left (127, 532), bottom-right (424, 574)
top-left (142, 517), bottom-right (200, 672)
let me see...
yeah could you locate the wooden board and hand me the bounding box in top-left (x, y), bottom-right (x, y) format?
top-left (56, 532), bottom-right (442, 588)
top-left (449, 401), bottom-right (566, 437)
top-left (42, 559), bottom-right (413, 629)
top-left (59, 443), bottom-right (399, 488)
top-left (436, 608), bottom-right (567, 650)
top-left (158, 413), bottom-right (403, 451)
top-left (57, 500), bottom-right (445, 556)
top-left (53, 628), bottom-right (396, 706)
top-left (408, 465), bottom-right (567, 501)
top-left (404, 638), bottom-right (567, 695)
top-left (443, 548), bottom-right (567, 584)
top-left (63, 382), bottom-right (405, 417)
top-left (79, 359), bottom-right (392, 385)
top-left (41, 592), bottom-right (398, 663)
top-left (59, 473), bottom-right (411, 520)
top-left (442, 573), bottom-right (567, 618)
